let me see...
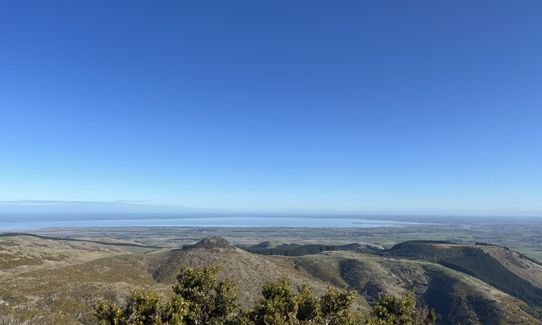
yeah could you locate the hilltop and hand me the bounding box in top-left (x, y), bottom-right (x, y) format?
top-left (152, 237), bottom-right (336, 308)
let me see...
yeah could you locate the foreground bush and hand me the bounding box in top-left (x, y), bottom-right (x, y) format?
top-left (366, 293), bottom-right (436, 325)
top-left (95, 265), bottom-right (435, 325)
top-left (95, 291), bottom-right (187, 325)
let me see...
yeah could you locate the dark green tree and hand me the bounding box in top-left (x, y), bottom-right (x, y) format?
top-left (95, 290), bottom-right (187, 325)
top-left (249, 280), bottom-right (356, 325)
top-left (319, 286), bottom-right (356, 325)
top-left (251, 279), bottom-right (298, 324)
top-left (295, 284), bottom-right (319, 322)
top-left (173, 265), bottom-right (238, 325)
top-left (365, 292), bottom-right (436, 325)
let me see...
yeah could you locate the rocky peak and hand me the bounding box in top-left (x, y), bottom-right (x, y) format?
top-left (187, 236), bottom-right (233, 250)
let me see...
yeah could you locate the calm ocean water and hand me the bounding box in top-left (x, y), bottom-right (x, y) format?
top-left (0, 214), bottom-right (423, 231)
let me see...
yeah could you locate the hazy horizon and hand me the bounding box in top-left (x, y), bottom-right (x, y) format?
top-left (0, 200), bottom-right (540, 218)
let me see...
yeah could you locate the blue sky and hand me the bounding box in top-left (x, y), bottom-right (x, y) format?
top-left (0, 1), bottom-right (541, 215)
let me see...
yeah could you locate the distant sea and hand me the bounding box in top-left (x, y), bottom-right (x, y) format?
top-left (0, 214), bottom-right (424, 231)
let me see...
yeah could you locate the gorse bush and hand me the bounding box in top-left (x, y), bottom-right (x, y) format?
top-left (366, 293), bottom-right (436, 325)
top-left (172, 265), bottom-right (238, 325)
top-left (95, 290), bottom-right (187, 325)
top-left (95, 265), bottom-right (435, 325)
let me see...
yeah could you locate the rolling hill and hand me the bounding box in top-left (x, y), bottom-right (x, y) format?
top-left (0, 234), bottom-right (541, 324)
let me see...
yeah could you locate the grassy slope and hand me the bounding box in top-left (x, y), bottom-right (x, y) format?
top-left (0, 235), bottom-right (167, 324)
top-left (1, 235), bottom-right (541, 324)
top-left (151, 244), bottom-right (338, 308)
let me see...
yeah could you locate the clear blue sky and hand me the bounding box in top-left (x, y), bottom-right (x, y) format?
top-left (0, 1), bottom-right (541, 215)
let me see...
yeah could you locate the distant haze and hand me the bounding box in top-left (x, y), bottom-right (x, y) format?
top-left (0, 200), bottom-right (540, 218)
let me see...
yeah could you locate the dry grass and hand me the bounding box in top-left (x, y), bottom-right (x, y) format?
top-left (0, 235), bottom-right (541, 324)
